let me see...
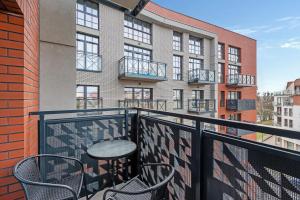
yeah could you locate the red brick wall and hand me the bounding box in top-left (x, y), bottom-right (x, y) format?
top-left (0, 0), bottom-right (39, 199)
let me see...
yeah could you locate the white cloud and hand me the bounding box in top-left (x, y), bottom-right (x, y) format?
top-left (280, 38), bottom-right (300, 49)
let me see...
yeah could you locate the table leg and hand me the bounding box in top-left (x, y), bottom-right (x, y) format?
top-left (111, 160), bottom-right (116, 188)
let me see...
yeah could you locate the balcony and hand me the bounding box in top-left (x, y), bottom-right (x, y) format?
top-left (119, 99), bottom-right (167, 111)
top-left (76, 51), bottom-right (102, 72)
top-left (226, 99), bottom-right (256, 111)
top-left (188, 68), bottom-right (215, 84)
top-left (226, 74), bottom-right (256, 87)
top-left (29, 108), bottom-right (300, 200)
top-left (188, 99), bottom-right (215, 113)
top-left (119, 56), bottom-right (167, 81)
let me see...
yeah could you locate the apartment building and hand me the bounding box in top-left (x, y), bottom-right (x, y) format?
top-left (39, 0), bottom-right (256, 127)
top-left (272, 79), bottom-right (300, 150)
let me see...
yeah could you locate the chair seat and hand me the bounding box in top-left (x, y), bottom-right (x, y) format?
top-left (30, 174), bottom-right (82, 200)
top-left (108, 177), bottom-right (152, 200)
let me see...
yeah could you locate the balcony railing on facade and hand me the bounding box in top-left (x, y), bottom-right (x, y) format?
top-left (188, 68), bottom-right (215, 84)
top-left (188, 99), bottom-right (215, 114)
top-left (76, 51), bottom-right (102, 72)
top-left (30, 107), bottom-right (300, 200)
top-left (119, 99), bottom-right (167, 111)
top-left (226, 74), bottom-right (256, 87)
top-left (226, 99), bottom-right (256, 111)
top-left (274, 111), bottom-right (282, 116)
top-left (119, 56), bottom-right (167, 81)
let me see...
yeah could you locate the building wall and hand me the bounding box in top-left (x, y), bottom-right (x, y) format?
top-left (39, 0), bottom-right (76, 110)
top-left (0, 0), bottom-right (39, 199)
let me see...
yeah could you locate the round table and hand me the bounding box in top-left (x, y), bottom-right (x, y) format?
top-left (87, 140), bottom-right (137, 187)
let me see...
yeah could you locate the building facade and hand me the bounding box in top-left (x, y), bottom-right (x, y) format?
top-left (272, 79), bottom-right (300, 150)
top-left (39, 0), bottom-right (257, 131)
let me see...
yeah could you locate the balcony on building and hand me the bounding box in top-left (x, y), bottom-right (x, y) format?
top-left (188, 99), bottom-right (215, 114)
top-left (226, 74), bottom-right (256, 87)
top-left (188, 68), bottom-right (215, 84)
top-left (119, 99), bottom-right (167, 111)
top-left (118, 56), bottom-right (167, 81)
top-left (76, 51), bottom-right (102, 72)
top-left (226, 99), bottom-right (256, 111)
top-left (28, 107), bottom-right (300, 200)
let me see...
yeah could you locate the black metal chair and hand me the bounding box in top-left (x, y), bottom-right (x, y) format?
top-left (14, 154), bottom-right (88, 200)
top-left (103, 163), bottom-right (175, 200)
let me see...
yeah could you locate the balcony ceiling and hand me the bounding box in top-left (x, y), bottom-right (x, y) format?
top-left (108, 0), bottom-right (150, 16)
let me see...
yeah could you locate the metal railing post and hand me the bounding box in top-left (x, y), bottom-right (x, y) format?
top-left (192, 120), bottom-right (202, 199)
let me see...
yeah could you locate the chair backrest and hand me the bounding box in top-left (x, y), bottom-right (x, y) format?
top-left (14, 156), bottom-right (42, 199)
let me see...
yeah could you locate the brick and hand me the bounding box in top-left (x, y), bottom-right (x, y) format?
top-left (0, 100), bottom-right (8, 109)
top-left (0, 74), bottom-right (23, 83)
top-left (0, 92), bottom-right (23, 99)
top-left (0, 190), bottom-right (24, 200)
top-left (0, 22), bottom-right (23, 34)
top-left (8, 49), bottom-right (23, 58)
top-left (0, 152), bottom-right (8, 160)
top-left (9, 133), bottom-right (24, 142)
top-left (0, 118), bottom-right (8, 126)
top-left (8, 66), bottom-right (24, 75)
top-left (0, 124), bottom-right (24, 134)
top-left (8, 16), bottom-right (23, 26)
top-left (0, 168), bottom-right (12, 178)
top-left (0, 39), bottom-right (23, 51)
top-left (0, 176), bottom-right (18, 186)
top-left (0, 186), bottom-right (7, 195)
top-left (0, 30), bottom-right (8, 39)
top-left (0, 135), bottom-right (8, 143)
top-left (8, 100), bottom-right (24, 108)
top-left (8, 148), bottom-right (24, 159)
top-left (8, 117), bottom-right (23, 125)
top-left (8, 32), bottom-right (23, 42)
top-left (8, 183), bottom-right (22, 193)
top-left (0, 48), bottom-right (7, 56)
top-left (0, 65), bottom-right (7, 74)
top-left (0, 141), bottom-right (23, 152)
top-left (0, 13), bottom-right (8, 22)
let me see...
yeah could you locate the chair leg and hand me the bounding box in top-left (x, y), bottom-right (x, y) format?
top-left (83, 174), bottom-right (89, 200)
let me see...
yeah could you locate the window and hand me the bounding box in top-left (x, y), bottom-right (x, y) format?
top-left (189, 36), bottom-right (203, 55)
top-left (173, 32), bottom-right (182, 51)
top-left (76, 0), bottom-right (99, 29)
top-left (76, 85), bottom-right (100, 109)
top-left (284, 119), bottom-right (288, 127)
top-left (220, 91), bottom-right (225, 107)
top-left (76, 33), bottom-right (100, 71)
top-left (189, 58), bottom-right (203, 70)
top-left (218, 43), bottom-right (225, 59)
top-left (124, 44), bottom-right (151, 61)
top-left (173, 55), bottom-right (182, 80)
top-left (228, 65), bottom-right (241, 83)
top-left (173, 89), bottom-right (183, 109)
top-left (284, 108), bottom-right (288, 116)
top-left (192, 90), bottom-right (204, 100)
top-left (228, 46), bottom-right (241, 63)
top-left (124, 15), bottom-right (151, 44)
top-left (286, 141), bottom-right (294, 150)
top-left (289, 108), bottom-right (293, 117)
top-left (289, 120), bottom-right (293, 128)
top-left (124, 87), bottom-right (152, 100)
top-left (218, 63), bottom-right (225, 83)
top-left (228, 91), bottom-right (241, 100)
top-left (228, 113), bottom-right (241, 121)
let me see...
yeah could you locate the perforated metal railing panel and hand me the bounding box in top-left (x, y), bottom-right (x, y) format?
top-left (42, 115), bottom-right (135, 195)
top-left (203, 131), bottom-right (300, 200)
top-left (139, 115), bottom-right (195, 200)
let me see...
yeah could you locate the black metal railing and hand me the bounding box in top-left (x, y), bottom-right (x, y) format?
top-left (226, 99), bottom-right (256, 111)
top-left (119, 99), bottom-right (167, 111)
top-left (119, 56), bottom-right (167, 81)
top-left (188, 99), bottom-right (215, 113)
top-left (76, 51), bottom-right (101, 71)
top-left (226, 74), bottom-right (256, 87)
top-left (188, 68), bottom-right (215, 84)
top-left (30, 107), bottom-right (300, 200)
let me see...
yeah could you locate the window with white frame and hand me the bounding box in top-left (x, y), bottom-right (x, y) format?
top-left (189, 36), bottom-right (203, 55)
top-left (76, 85), bottom-right (100, 109)
top-left (173, 55), bottom-right (182, 80)
top-left (124, 15), bottom-right (151, 44)
top-left (173, 32), bottom-right (182, 51)
top-left (76, 0), bottom-right (99, 29)
top-left (228, 46), bottom-right (241, 63)
top-left (218, 43), bottom-right (225, 59)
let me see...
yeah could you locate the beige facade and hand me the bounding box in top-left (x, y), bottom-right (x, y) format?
top-left (39, 0), bottom-right (218, 118)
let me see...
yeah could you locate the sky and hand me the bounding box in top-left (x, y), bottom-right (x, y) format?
top-left (152, 0), bottom-right (300, 93)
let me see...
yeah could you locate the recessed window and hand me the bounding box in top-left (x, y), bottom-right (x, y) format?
top-left (173, 89), bottom-right (183, 109)
top-left (228, 91), bottom-right (241, 100)
top-left (124, 15), bottom-right (151, 44)
top-left (76, 85), bottom-right (100, 109)
top-left (189, 58), bottom-right (203, 70)
top-left (173, 55), bottom-right (182, 80)
top-left (284, 119), bottom-right (288, 127)
top-left (220, 91), bottom-right (225, 107)
top-left (124, 87), bottom-right (152, 100)
top-left (218, 63), bottom-right (225, 83)
top-left (228, 46), bottom-right (241, 63)
top-left (192, 90), bottom-right (204, 100)
top-left (289, 120), bottom-right (293, 128)
top-left (124, 44), bottom-right (151, 60)
top-left (189, 36), bottom-right (203, 55)
top-left (76, 33), bottom-right (100, 71)
top-left (76, 0), bottom-right (99, 29)
top-left (173, 32), bottom-right (182, 51)
top-left (218, 43), bottom-right (225, 59)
